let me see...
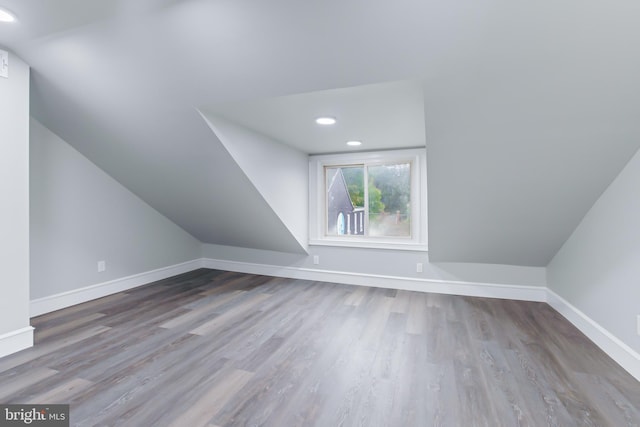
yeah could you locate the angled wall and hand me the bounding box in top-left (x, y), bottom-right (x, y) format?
top-left (199, 112), bottom-right (309, 252)
top-left (547, 146), bottom-right (640, 377)
top-left (0, 49), bottom-right (32, 357)
top-left (30, 119), bottom-right (202, 309)
top-left (424, 71), bottom-right (640, 267)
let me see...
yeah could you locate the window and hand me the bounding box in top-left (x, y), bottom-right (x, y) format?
top-left (309, 148), bottom-right (427, 250)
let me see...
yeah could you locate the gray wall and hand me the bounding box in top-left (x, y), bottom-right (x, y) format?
top-left (202, 243), bottom-right (546, 287)
top-left (201, 113), bottom-right (309, 252)
top-left (30, 119), bottom-right (202, 300)
top-left (548, 146), bottom-right (640, 354)
top-left (0, 50), bottom-right (31, 338)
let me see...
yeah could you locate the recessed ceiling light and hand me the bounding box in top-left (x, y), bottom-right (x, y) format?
top-left (315, 117), bottom-right (336, 125)
top-left (346, 140), bottom-right (362, 146)
top-left (0, 8), bottom-right (16, 23)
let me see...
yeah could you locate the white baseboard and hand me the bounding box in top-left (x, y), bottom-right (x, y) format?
top-left (202, 258), bottom-right (638, 380)
top-left (201, 258), bottom-right (547, 302)
top-left (30, 259), bottom-right (205, 317)
top-left (0, 326), bottom-right (34, 358)
top-left (26, 256), bottom-right (639, 382)
top-left (546, 289), bottom-right (640, 382)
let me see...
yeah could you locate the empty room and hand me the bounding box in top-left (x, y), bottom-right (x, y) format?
top-left (1, 1), bottom-right (639, 426)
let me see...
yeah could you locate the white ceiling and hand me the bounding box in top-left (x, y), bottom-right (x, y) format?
top-left (205, 79), bottom-right (426, 154)
top-left (2, 0), bottom-right (639, 266)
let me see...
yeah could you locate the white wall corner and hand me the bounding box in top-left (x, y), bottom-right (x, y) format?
top-left (0, 326), bottom-right (34, 358)
top-left (546, 289), bottom-right (640, 382)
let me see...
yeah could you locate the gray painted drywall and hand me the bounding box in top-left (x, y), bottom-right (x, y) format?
top-left (31, 96), bottom-right (306, 254)
top-left (29, 119), bottom-right (202, 300)
top-left (200, 112), bottom-right (308, 252)
top-left (6, 1), bottom-right (639, 267)
top-left (0, 49), bottom-right (30, 335)
top-left (425, 72), bottom-right (640, 267)
top-left (202, 243), bottom-right (546, 287)
top-left (547, 146), bottom-right (640, 354)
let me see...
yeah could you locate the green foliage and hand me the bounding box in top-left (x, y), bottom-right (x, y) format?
top-left (339, 164), bottom-right (408, 214)
top-left (342, 167), bottom-right (364, 207)
top-left (348, 184), bottom-right (364, 206)
top-left (368, 163), bottom-right (410, 214)
top-left (368, 179), bottom-right (385, 213)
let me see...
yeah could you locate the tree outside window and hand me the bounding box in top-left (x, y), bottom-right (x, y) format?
top-left (326, 162), bottom-right (411, 237)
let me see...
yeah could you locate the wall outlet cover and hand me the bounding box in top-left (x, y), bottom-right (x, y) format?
top-left (0, 49), bottom-right (8, 78)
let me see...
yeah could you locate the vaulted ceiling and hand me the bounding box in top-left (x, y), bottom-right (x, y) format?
top-left (1, 0), bottom-right (639, 266)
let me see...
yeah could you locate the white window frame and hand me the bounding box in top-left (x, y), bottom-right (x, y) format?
top-left (309, 148), bottom-right (428, 251)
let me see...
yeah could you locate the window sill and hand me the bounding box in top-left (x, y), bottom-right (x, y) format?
top-left (309, 239), bottom-right (428, 252)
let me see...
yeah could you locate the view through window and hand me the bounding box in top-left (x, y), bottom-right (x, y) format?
top-left (309, 148), bottom-right (427, 250)
top-left (325, 161), bottom-right (411, 238)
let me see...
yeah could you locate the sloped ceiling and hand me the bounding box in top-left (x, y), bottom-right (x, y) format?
top-left (1, 0), bottom-right (639, 265)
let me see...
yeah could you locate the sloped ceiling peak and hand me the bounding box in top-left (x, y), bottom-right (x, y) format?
top-left (2, 0), bottom-right (640, 264)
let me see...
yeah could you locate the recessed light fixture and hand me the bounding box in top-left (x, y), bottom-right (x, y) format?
top-left (0, 8), bottom-right (16, 23)
top-left (346, 140), bottom-right (362, 146)
top-left (315, 117), bottom-right (336, 125)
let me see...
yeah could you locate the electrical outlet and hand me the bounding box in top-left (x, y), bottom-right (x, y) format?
top-left (313, 255), bottom-right (320, 265)
top-left (98, 260), bottom-right (106, 272)
top-left (0, 49), bottom-right (8, 79)
top-left (416, 262), bottom-right (423, 273)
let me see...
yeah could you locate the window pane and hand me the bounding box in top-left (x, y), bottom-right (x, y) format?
top-left (311, 148), bottom-right (425, 248)
top-left (326, 166), bottom-right (364, 236)
top-left (368, 162), bottom-right (411, 237)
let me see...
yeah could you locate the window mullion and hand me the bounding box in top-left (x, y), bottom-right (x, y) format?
top-left (363, 164), bottom-right (369, 237)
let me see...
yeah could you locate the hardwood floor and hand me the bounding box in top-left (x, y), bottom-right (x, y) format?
top-left (0, 269), bottom-right (638, 426)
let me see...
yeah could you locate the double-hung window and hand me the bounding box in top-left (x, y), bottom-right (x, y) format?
top-left (309, 148), bottom-right (427, 250)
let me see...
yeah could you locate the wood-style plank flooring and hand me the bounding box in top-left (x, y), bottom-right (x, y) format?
top-left (1, 269), bottom-right (638, 426)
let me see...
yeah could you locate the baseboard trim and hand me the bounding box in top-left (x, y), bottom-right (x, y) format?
top-left (201, 258), bottom-right (547, 302)
top-left (546, 289), bottom-right (640, 381)
top-left (30, 259), bottom-right (205, 317)
top-left (27, 257), bottom-right (639, 382)
top-left (202, 258), bottom-right (639, 380)
top-left (0, 326), bottom-right (34, 358)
